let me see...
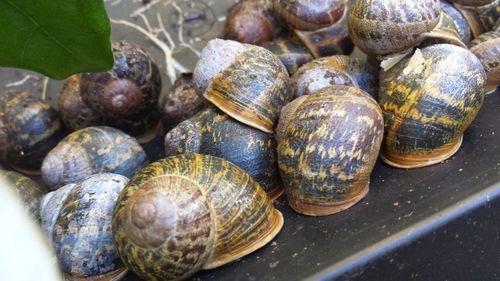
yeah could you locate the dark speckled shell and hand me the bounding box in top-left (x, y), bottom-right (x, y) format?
top-left (0, 170), bottom-right (46, 221)
top-left (379, 44), bottom-right (486, 169)
top-left (40, 173), bottom-right (128, 280)
top-left (164, 107), bottom-right (282, 199)
top-left (112, 154), bottom-right (283, 281)
top-left (277, 86), bottom-right (384, 216)
top-left (263, 38), bottom-right (313, 75)
top-left (41, 126), bottom-right (148, 190)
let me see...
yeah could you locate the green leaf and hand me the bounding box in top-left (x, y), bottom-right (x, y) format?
top-left (0, 0), bottom-right (113, 80)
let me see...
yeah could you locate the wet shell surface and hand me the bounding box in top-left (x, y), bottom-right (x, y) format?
top-left (112, 154), bottom-right (283, 281)
top-left (41, 126), bottom-right (148, 190)
top-left (379, 44), bottom-right (487, 168)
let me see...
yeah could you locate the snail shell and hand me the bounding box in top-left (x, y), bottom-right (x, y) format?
top-left (277, 85), bottom-right (384, 216)
top-left (0, 170), bottom-right (46, 221)
top-left (112, 154), bottom-right (283, 281)
top-left (454, 0), bottom-right (500, 38)
top-left (421, 12), bottom-right (468, 48)
top-left (262, 38), bottom-right (313, 75)
top-left (379, 44), bottom-right (486, 168)
top-left (291, 65), bottom-right (356, 98)
top-left (469, 31), bottom-right (500, 92)
top-left (448, 0), bottom-right (495, 6)
top-left (272, 0), bottom-right (346, 31)
top-left (164, 107), bottom-right (282, 199)
top-left (41, 126), bottom-right (148, 190)
top-left (1, 91), bottom-right (64, 175)
top-left (440, 0), bottom-right (472, 44)
top-left (348, 0), bottom-right (441, 55)
top-left (193, 39), bottom-right (291, 133)
top-left (40, 173), bottom-right (129, 281)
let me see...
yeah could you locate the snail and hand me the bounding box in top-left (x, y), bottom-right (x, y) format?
top-left (440, 0), bottom-right (472, 44)
top-left (59, 75), bottom-right (103, 131)
top-left (348, 0), bottom-right (441, 56)
top-left (291, 55), bottom-right (379, 99)
top-left (40, 173), bottom-right (129, 281)
top-left (469, 31), bottom-right (500, 92)
top-left (193, 39), bottom-right (291, 134)
top-left (277, 85), bottom-right (384, 216)
top-left (112, 154), bottom-right (283, 281)
top-left (421, 11), bottom-right (468, 48)
top-left (80, 40), bottom-right (162, 142)
top-left (41, 126), bottom-right (148, 190)
top-left (263, 38), bottom-right (313, 75)
top-left (1, 91), bottom-right (65, 175)
top-left (272, 0), bottom-right (345, 31)
top-left (379, 44), bottom-right (486, 169)
top-left (160, 73), bottom-right (206, 132)
top-left (164, 107), bottom-right (282, 199)
top-left (453, 0), bottom-right (499, 38)
top-left (223, 0), bottom-right (279, 45)
top-left (0, 170), bottom-right (46, 221)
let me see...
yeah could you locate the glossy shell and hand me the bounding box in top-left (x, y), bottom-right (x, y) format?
top-left (272, 0), bottom-right (345, 31)
top-left (348, 0), bottom-right (441, 55)
top-left (469, 32), bottom-right (500, 91)
top-left (164, 107), bottom-right (282, 199)
top-left (1, 91), bottom-right (64, 174)
top-left (440, 0), bottom-right (472, 44)
top-left (40, 174), bottom-right (129, 281)
top-left (454, 0), bottom-right (500, 38)
top-left (0, 170), bottom-right (46, 221)
top-left (277, 86), bottom-right (384, 216)
top-left (379, 44), bottom-right (486, 169)
top-left (194, 39), bottom-right (291, 133)
top-left (41, 126), bottom-right (148, 190)
top-left (112, 154), bottom-right (283, 281)
top-left (263, 38), bottom-right (313, 75)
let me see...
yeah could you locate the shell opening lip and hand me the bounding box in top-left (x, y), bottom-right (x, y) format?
top-left (63, 267), bottom-right (128, 281)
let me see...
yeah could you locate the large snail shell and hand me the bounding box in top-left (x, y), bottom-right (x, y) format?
top-left (348, 0), bottom-right (441, 55)
top-left (112, 154), bottom-right (283, 281)
top-left (272, 0), bottom-right (346, 31)
top-left (440, 0), bottom-right (472, 44)
top-left (469, 31), bottom-right (500, 92)
top-left (0, 170), bottom-right (46, 221)
top-left (2, 91), bottom-right (64, 175)
top-left (194, 39), bottom-right (291, 134)
top-left (379, 44), bottom-right (486, 169)
top-left (164, 107), bottom-right (282, 199)
top-left (277, 86), bottom-right (384, 216)
top-left (41, 126), bottom-right (148, 190)
top-left (454, 0), bottom-right (500, 38)
top-left (263, 38), bottom-right (313, 75)
top-left (40, 174), bottom-right (129, 281)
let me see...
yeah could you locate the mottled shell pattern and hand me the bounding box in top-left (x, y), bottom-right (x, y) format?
top-left (263, 38), bottom-right (313, 75)
top-left (112, 154), bottom-right (283, 281)
top-left (272, 0), bottom-right (346, 31)
top-left (277, 85), bottom-right (384, 216)
top-left (454, 0), bottom-right (500, 38)
top-left (422, 11), bottom-right (468, 48)
top-left (379, 44), bottom-right (486, 169)
top-left (164, 107), bottom-right (282, 199)
top-left (194, 39), bottom-right (291, 134)
top-left (440, 0), bottom-right (472, 44)
top-left (40, 173), bottom-right (129, 281)
top-left (469, 31), bottom-right (500, 91)
top-left (0, 170), bottom-right (46, 221)
top-left (41, 126), bottom-right (148, 190)
top-left (348, 0), bottom-right (441, 55)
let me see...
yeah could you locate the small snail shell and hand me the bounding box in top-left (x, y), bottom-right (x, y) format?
top-left (277, 85), bottom-right (384, 216)
top-left (40, 173), bottom-right (129, 281)
top-left (224, 0), bottom-right (279, 45)
top-left (348, 0), bottom-right (441, 55)
top-left (454, 0), bottom-right (500, 38)
top-left (448, 0), bottom-right (495, 6)
top-left (160, 73), bottom-right (206, 132)
top-left (41, 126), bottom-right (148, 190)
top-left (379, 44), bottom-right (486, 169)
top-left (262, 38), bottom-right (313, 75)
top-left (1, 91), bottom-right (64, 175)
top-left (469, 31), bottom-right (500, 92)
top-left (164, 107), bottom-right (282, 199)
top-left (272, 0), bottom-right (346, 31)
top-left (59, 75), bottom-right (103, 131)
top-left (112, 154), bottom-right (283, 281)
top-left (440, 0), bottom-right (472, 44)
top-left (0, 170), bottom-right (46, 221)
top-left (193, 39), bottom-right (291, 133)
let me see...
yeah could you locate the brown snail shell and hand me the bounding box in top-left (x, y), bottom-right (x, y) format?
top-left (469, 31), bottom-right (500, 92)
top-left (164, 107), bottom-right (282, 199)
top-left (454, 0), bottom-right (500, 38)
top-left (41, 126), bottom-right (148, 190)
top-left (379, 44), bottom-right (486, 169)
top-left (0, 170), bottom-right (46, 221)
top-left (262, 38), bottom-right (313, 75)
top-left (80, 40), bottom-right (162, 141)
top-left (112, 154), bottom-right (283, 281)
top-left (348, 0), bottom-right (441, 55)
top-left (193, 39), bottom-right (291, 134)
top-left (277, 85), bottom-right (384, 216)
top-left (40, 173), bottom-right (129, 281)
top-left (272, 0), bottom-right (346, 31)
top-left (441, 0), bottom-right (472, 44)
top-left (224, 0), bottom-right (279, 45)
top-left (1, 91), bottom-right (65, 175)
top-left (160, 73), bottom-right (206, 132)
